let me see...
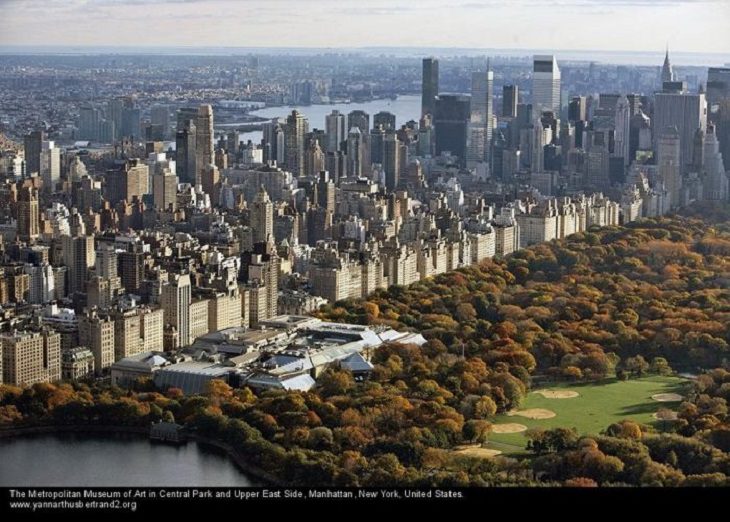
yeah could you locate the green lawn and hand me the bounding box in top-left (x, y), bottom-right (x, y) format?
top-left (487, 375), bottom-right (691, 455)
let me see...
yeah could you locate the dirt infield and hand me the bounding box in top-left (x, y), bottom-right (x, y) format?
top-left (453, 445), bottom-right (503, 458)
top-left (651, 393), bottom-right (684, 402)
top-left (491, 423), bottom-right (528, 434)
top-left (534, 390), bottom-right (580, 399)
top-left (507, 408), bottom-right (557, 420)
top-left (653, 410), bottom-right (679, 420)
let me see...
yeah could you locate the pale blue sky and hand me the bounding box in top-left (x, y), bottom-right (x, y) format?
top-left (0, 0), bottom-right (728, 54)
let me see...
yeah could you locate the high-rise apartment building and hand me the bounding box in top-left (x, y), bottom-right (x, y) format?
top-left (1, 330), bottom-right (61, 385)
top-left (62, 234), bottom-right (95, 295)
top-left (614, 95), bottom-right (631, 166)
top-left (250, 186), bottom-right (274, 244)
top-left (657, 126), bottom-right (682, 208)
top-left (24, 264), bottom-right (55, 304)
top-left (325, 110), bottom-right (347, 153)
top-left (17, 186), bottom-right (40, 242)
top-left (78, 311), bottom-right (115, 374)
top-left (285, 110), bottom-right (309, 177)
top-left (161, 273), bottom-right (191, 349)
top-left (140, 307), bottom-right (164, 353)
top-left (153, 168), bottom-right (178, 211)
top-left (112, 308), bottom-right (143, 360)
top-left (347, 128), bottom-right (363, 178)
top-left (196, 104), bottom-right (214, 183)
top-left (383, 132), bottom-right (401, 191)
top-left (703, 125), bottom-right (729, 200)
top-left (119, 246), bottom-right (144, 294)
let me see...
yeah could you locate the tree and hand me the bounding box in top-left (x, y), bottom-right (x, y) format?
top-left (308, 427), bottom-right (334, 450)
top-left (205, 379), bottom-right (233, 400)
top-left (623, 355), bottom-right (649, 378)
top-left (604, 420), bottom-right (643, 440)
top-left (527, 427), bottom-right (580, 455)
top-left (650, 357), bottom-right (673, 376)
top-left (564, 477), bottom-right (598, 487)
top-left (462, 420), bottom-right (492, 443)
top-left (472, 396), bottom-right (497, 419)
top-left (562, 366), bottom-right (583, 381)
top-left (317, 368), bottom-right (355, 397)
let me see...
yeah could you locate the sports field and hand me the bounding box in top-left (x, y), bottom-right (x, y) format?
top-left (487, 375), bottom-right (691, 455)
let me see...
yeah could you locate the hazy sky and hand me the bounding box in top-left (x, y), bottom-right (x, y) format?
top-left (1, 0), bottom-right (729, 54)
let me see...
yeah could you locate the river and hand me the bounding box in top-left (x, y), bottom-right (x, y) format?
top-left (0, 433), bottom-right (257, 487)
top-left (227, 94), bottom-right (422, 144)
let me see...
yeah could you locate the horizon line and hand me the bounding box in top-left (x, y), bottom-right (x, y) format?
top-left (1, 44), bottom-right (729, 56)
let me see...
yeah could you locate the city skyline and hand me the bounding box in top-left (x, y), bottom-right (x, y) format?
top-left (1, 0), bottom-right (729, 57)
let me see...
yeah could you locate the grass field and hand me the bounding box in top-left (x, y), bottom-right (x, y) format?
top-left (487, 375), bottom-right (691, 456)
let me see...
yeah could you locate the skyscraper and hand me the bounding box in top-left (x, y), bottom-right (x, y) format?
top-left (250, 186), bottom-right (273, 244)
top-left (196, 105), bottom-right (214, 184)
top-left (23, 130), bottom-right (44, 176)
top-left (121, 106), bottom-right (141, 139)
top-left (657, 126), bottom-right (682, 208)
top-left (434, 95), bottom-right (471, 167)
top-left (372, 124), bottom-right (390, 164)
top-left (17, 186), bottom-right (40, 242)
top-left (707, 67), bottom-right (730, 114)
top-left (422, 57), bottom-right (439, 117)
top-left (41, 140), bottom-right (60, 191)
top-left (468, 69), bottom-right (494, 166)
top-left (24, 264), bottom-right (55, 304)
top-left (262, 119), bottom-right (285, 165)
top-left (108, 98), bottom-right (124, 140)
top-left (568, 96), bottom-right (587, 123)
top-left (383, 132), bottom-right (401, 191)
top-left (78, 106), bottom-right (100, 141)
top-left (285, 110), bottom-right (309, 176)
top-left (614, 95), bottom-right (631, 166)
top-left (162, 273), bottom-right (191, 348)
top-left (201, 164), bottom-right (219, 200)
top-left (96, 244), bottom-right (117, 279)
top-left (502, 85), bottom-right (518, 118)
top-left (150, 105), bottom-right (170, 138)
top-left (176, 122), bottom-right (197, 185)
top-left (325, 110), bottom-right (347, 153)
top-left (654, 89), bottom-right (707, 168)
top-left (62, 234), bottom-right (96, 295)
top-left (374, 111), bottom-right (396, 131)
top-left (703, 125), bottom-right (729, 201)
top-left (106, 159), bottom-right (149, 203)
top-left (348, 110), bottom-right (370, 134)
top-left (532, 55), bottom-right (561, 115)
top-left (153, 168), bottom-right (178, 211)
top-left (661, 48), bottom-right (675, 86)
top-left (305, 139), bottom-right (325, 177)
top-left (119, 246), bottom-right (144, 294)
top-left (347, 128), bottom-right (363, 178)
